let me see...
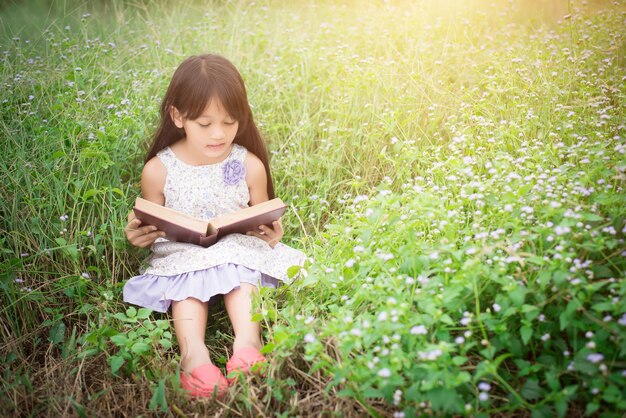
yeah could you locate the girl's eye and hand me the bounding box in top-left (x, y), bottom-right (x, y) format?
top-left (225, 120), bottom-right (236, 125)
top-left (198, 123), bottom-right (210, 128)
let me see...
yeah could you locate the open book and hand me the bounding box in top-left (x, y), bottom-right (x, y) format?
top-left (133, 197), bottom-right (287, 247)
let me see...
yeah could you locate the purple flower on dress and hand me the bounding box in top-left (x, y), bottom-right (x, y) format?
top-left (223, 160), bottom-right (246, 185)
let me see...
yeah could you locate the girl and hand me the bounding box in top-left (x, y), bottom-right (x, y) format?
top-left (123, 54), bottom-right (305, 399)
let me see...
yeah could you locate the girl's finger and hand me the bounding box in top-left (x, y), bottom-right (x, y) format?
top-left (272, 220), bottom-right (283, 234)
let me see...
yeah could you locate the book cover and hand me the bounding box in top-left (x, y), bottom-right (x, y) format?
top-left (133, 197), bottom-right (287, 247)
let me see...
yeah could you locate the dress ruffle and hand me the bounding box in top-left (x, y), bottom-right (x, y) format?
top-left (142, 234), bottom-right (305, 282)
top-left (123, 263), bottom-right (279, 313)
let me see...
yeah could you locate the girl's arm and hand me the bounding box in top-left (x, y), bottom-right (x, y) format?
top-left (124, 157), bottom-right (167, 248)
top-left (245, 152), bottom-right (283, 248)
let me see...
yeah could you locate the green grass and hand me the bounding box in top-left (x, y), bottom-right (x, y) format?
top-left (1, 0), bottom-right (625, 416)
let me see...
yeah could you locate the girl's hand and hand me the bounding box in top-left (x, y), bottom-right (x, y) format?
top-left (247, 218), bottom-right (283, 248)
top-left (124, 212), bottom-right (165, 248)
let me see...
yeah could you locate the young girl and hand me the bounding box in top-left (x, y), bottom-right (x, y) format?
top-left (123, 54), bottom-right (305, 399)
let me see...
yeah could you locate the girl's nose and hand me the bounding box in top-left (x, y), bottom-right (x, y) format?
top-left (211, 126), bottom-right (226, 140)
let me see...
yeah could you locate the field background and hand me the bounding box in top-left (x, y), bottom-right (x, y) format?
top-left (1, 0), bottom-right (625, 416)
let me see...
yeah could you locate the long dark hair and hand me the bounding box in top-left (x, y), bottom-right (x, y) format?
top-left (145, 54), bottom-right (275, 199)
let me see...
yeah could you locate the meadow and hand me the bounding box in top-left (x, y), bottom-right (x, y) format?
top-left (1, 0), bottom-right (625, 416)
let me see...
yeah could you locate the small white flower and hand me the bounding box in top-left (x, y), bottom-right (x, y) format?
top-left (345, 259), bottom-right (356, 268)
top-left (492, 303), bottom-right (501, 313)
top-left (350, 328), bottom-right (362, 337)
top-left (378, 311), bottom-right (388, 321)
top-left (587, 353), bottom-right (604, 363)
top-left (478, 392), bottom-right (489, 401)
top-left (478, 382), bottom-right (492, 392)
top-left (410, 325), bottom-right (427, 335)
top-left (377, 368), bottom-right (391, 378)
top-left (304, 333), bottom-right (316, 343)
top-left (455, 336), bottom-right (465, 344)
top-left (81, 272), bottom-right (90, 279)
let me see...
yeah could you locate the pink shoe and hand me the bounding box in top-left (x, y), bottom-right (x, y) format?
top-left (180, 363), bottom-right (228, 399)
top-left (226, 347), bottom-right (267, 383)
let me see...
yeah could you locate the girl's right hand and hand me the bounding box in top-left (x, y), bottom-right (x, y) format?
top-left (124, 212), bottom-right (165, 248)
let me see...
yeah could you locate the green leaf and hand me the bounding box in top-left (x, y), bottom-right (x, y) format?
top-left (110, 334), bottom-right (128, 346)
top-left (50, 150), bottom-right (66, 160)
top-left (530, 405), bottom-right (553, 418)
top-left (261, 342), bottom-right (275, 354)
top-left (363, 387), bottom-right (383, 398)
top-left (287, 265), bottom-right (302, 279)
top-left (48, 322), bottom-right (66, 345)
top-left (131, 342), bottom-right (151, 354)
top-left (111, 187), bottom-right (125, 197)
top-left (521, 304), bottom-right (540, 321)
top-left (126, 307), bottom-right (137, 318)
top-left (77, 348), bottom-right (100, 359)
top-left (82, 189), bottom-right (100, 200)
top-left (555, 397), bottom-right (568, 418)
top-left (136, 308), bottom-right (152, 319)
top-left (428, 388), bottom-right (462, 413)
top-left (582, 213), bottom-right (604, 221)
top-left (110, 355), bottom-right (124, 374)
top-left (509, 286), bottom-right (527, 307)
top-left (149, 379), bottom-right (168, 412)
top-left (585, 402), bottom-right (600, 415)
top-left (112, 312), bottom-right (128, 322)
top-left (521, 378), bottom-right (544, 400)
top-left (520, 325), bottom-right (533, 345)
top-left (602, 384), bottom-right (622, 404)
top-left (452, 356), bottom-right (468, 366)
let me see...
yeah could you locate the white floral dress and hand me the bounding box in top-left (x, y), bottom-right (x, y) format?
top-left (123, 144), bottom-right (306, 313)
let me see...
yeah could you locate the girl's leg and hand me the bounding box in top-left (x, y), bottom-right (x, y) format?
top-left (172, 297), bottom-right (212, 372)
top-left (223, 283), bottom-right (262, 352)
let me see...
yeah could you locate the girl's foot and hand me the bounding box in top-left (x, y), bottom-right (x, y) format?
top-left (226, 346), bottom-right (266, 383)
top-left (180, 363), bottom-right (228, 399)
top-left (180, 345), bottom-right (212, 373)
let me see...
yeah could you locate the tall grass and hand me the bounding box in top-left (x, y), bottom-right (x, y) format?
top-left (1, 0), bottom-right (625, 416)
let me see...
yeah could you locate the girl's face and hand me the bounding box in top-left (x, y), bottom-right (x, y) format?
top-left (171, 98), bottom-right (239, 164)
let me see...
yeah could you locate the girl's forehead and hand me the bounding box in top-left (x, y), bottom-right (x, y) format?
top-left (199, 97), bottom-right (230, 117)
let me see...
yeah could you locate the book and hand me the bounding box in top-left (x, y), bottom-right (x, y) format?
top-left (133, 197), bottom-right (287, 247)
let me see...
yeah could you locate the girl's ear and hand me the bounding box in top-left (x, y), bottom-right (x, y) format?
top-left (170, 106), bottom-right (184, 128)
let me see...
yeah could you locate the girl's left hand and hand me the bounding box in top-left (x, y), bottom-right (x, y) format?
top-left (247, 219), bottom-right (283, 248)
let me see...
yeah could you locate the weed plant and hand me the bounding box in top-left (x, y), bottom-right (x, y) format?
top-left (1, 0), bottom-right (625, 416)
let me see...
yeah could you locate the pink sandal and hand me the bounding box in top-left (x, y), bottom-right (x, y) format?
top-left (180, 363), bottom-right (228, 399)
top-left (226, 347), bottom-right (267, 383)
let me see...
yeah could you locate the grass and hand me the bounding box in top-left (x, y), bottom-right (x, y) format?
top-left (1, 0), bottom-right (625, 416)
